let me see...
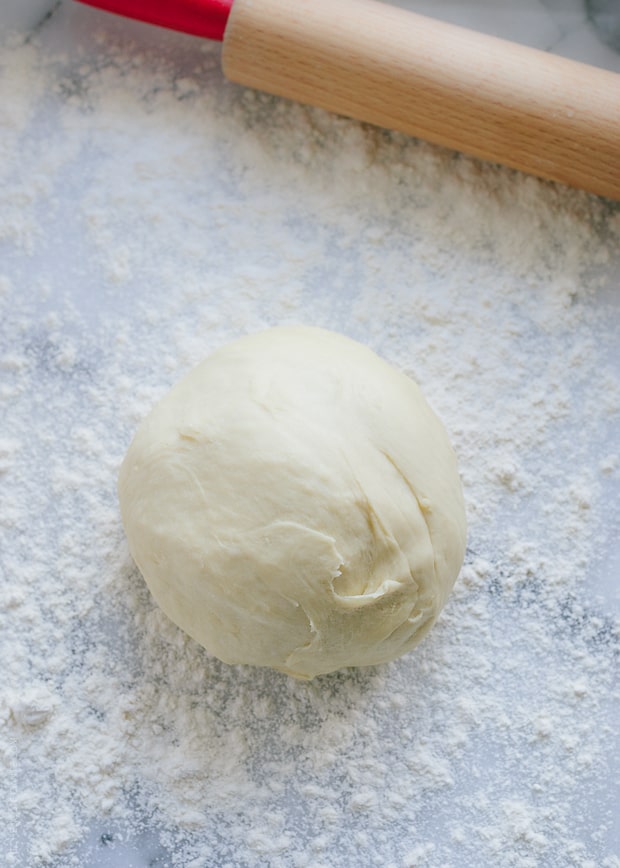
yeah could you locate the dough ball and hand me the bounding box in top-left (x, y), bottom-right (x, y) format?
top-left (118, 327), bottom-right (466, 679)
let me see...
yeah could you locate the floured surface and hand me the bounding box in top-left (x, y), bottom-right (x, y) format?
top-left (0, 3), bottom-right (619, 866)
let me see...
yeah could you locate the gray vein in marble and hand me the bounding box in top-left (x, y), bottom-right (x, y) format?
top-left (25, 0), bottom-right (63, 44)
top-left (586, 0), bottom-right (620, 50)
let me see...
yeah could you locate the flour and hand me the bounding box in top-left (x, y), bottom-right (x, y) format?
top-left (0, 6), bottom-right (619, 867)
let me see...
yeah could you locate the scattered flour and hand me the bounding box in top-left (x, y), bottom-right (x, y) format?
top-left (0, 4), bottom-right (619, 867)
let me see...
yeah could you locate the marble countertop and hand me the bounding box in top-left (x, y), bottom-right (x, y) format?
top-left (1, 2), bottom-right (619, 867)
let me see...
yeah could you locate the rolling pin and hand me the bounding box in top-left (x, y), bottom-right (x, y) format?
top-left (75, 0), bottom-right (620, 200)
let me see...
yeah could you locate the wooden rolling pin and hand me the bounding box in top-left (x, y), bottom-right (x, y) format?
top-left (77, 0), bottom-right (620, 199)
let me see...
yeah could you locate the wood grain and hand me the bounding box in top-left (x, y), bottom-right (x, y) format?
top-left (222, 0), bottom-right (620, 199)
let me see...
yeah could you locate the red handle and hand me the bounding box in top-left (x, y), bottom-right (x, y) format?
top-left (74, 0), bottom-right (234, 41)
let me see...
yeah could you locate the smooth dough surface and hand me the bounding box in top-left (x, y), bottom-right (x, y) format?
top-left (118, 327), bottom-right (467, 678)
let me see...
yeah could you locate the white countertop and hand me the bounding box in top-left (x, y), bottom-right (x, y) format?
top-left (1, 2), bottom-right (619, 867)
